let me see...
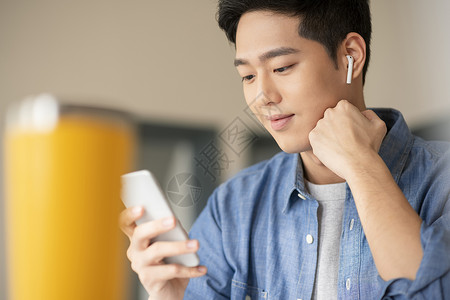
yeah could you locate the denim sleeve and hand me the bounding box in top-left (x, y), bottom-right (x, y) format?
top-left (378, 215), bottom-right (450, 299)
top-left (378, 151), bottom-right (450, 299)
top-left (183, 188), bottom-right (233, 299)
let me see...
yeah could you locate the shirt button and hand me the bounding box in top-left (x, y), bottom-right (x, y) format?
top-left (346, 278), bottom-right (351, 290)
top-left (245, 295), bottom-right (251, 300)
top-left (306, 234), bottom-right (314, 244)
top-left (297, 192), bottom-right (306, 200)
top-left (349, 219), bottom-right (355, 231)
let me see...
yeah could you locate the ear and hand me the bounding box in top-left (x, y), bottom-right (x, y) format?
top-left (339, 32), bottom-right (367, 84)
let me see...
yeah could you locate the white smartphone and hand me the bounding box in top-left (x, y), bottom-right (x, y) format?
top-left (121, 170), bottom-right (200, 267)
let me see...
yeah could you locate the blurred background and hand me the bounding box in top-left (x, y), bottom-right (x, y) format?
top-left (0, 0), bottom-right (449, 299)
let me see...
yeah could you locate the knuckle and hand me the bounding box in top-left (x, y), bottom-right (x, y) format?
top-left (131, 259), bottom-right (141, 273)
top-left (150, 241), bottom-right (162, 253)
top-left (133, 224), bottom-right (143, 238)
top-left (146, 243), bottom-right (163, 263)
top-left (172, 242), bottom-right (185, 256)
top-left (134, 223), bottom-right (152, 241)
top-left (139, 272), bottom-right (155, 289)
top-left (147, 252), bottom-right (158, 265)
top-left (375, 119), bottom-right (386, 130)
top-left (189, 267), bottom-right (199, 277)
top-left (314, 119), bottom-right (323, 129)
top-left (168, 264), bottom-right (182, 275)
top-left (150, 281), bottom-right (164, 294)
top-left (161, 216), bottom-right (175, 228)
top-left (118, 216), bottom-right (128, 232)
top-left (121, 208), bottom-right (134, 223)
top-left (366, 110), bottom-right (375, 117)
top-left (325, 107), bottom-right (334, 115)
top-left (309, 128), bottom-right (318, 138)
top-left (126, 248), bottom-right (134, 262)
top-left (311, 148), bottom-right (319, 157)
top-left (337, 100), bottom-right (349, 110)
top-left (119, 208), bottom-right (127, 219)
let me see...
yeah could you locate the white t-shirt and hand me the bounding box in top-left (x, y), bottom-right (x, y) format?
top-left (305, 179), bottom-right (347, 300)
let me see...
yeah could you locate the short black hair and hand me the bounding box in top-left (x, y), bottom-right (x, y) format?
top-left (217, 0), bottom-right (372, 84)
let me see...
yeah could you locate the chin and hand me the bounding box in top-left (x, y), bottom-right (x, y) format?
top-left (272, 134), bottom-right (312, 154)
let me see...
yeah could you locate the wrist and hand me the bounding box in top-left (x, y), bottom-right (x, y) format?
top-left (345, 150), bottom-right (386, 184)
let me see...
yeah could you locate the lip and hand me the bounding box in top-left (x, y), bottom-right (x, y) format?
top-left (265, 114), bottom-right (294, 121)
top-left (268, 114), bottom-right (294, 131)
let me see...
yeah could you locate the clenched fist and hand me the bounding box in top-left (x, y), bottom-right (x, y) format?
top-left (308, 100), bottom-right (387, 180)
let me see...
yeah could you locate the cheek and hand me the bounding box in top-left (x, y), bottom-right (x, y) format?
top-left (244, 86), bottom-right (267, 121)
top-left (275, 69), bottom-right (340, 142)
top-left (279, 64), bottom-right (322, 101)
top-left (243, 84), bottom-right (257, 105)
top-left (282, 64), bottom-right (340, 112)
top-left (244, 89), bottom-right (256, 113)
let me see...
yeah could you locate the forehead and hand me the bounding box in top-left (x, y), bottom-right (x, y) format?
top-left (235, 10), bottom-right (302, 57)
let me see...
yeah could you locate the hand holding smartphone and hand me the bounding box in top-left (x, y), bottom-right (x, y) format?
top-left (121, 170), bottom-right (200, 267)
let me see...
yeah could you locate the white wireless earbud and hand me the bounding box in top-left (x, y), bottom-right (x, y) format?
top-left (346, 55), bottom-right (354, 84)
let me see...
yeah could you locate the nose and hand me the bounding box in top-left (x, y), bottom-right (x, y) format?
top-left (256, 73), bottom-right (282, 106)
top-left (245, 72), bottom-right (283, 121)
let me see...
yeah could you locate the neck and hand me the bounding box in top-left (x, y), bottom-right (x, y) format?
top-left (300, 151), bottom-right (345, 184)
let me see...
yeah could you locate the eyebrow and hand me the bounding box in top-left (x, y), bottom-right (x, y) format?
top-left (234, 47), bottom-right (300, 67)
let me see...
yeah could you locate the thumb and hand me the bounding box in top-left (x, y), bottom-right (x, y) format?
top-left (361, 109), bottom-right (379, 122)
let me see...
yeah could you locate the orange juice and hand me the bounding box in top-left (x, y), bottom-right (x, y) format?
top-left (3, 99), bottom-right (136, 300)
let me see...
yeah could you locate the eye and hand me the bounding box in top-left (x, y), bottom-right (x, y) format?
top-left (241, 74), bottom-right (255, 82)
top-left (274, 64), bottom-right (295, 73)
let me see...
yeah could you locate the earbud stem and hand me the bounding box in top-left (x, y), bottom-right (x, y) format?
top-left (346, 55), bottom-right (354, 84)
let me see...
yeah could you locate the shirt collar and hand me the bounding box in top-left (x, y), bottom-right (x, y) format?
top-left (374, 108), bottom-right (414, 182)
top-left (280, 153), bottom-right (305, 214)
top-left (281, 107), bottom-right (414, 214)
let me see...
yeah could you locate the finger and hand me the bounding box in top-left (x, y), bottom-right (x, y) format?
top-left (361, 110), bottom-right (387, 134)
top-left (131, 216), bottom-right (176, 250)
top-left (148, 264), bottom-right (208, 282)
top-left (361, 109), bottom-right (379, 122)
top-left (144, 239), bottom-right (199, 265)
top-left (119, 206), bottom-right (144, 238)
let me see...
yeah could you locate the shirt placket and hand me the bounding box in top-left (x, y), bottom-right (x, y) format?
top-left (338, 189), bottom-right (362, 300)
top-left (295, 191), bottom-right (319, 300)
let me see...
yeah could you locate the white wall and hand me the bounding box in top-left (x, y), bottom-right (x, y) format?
top-left (2, 1), bottom-right (448, 128)
top-left (1, 1), bottom-right (449, 299)
top-left (367, 0), bottom-right (450, 125)
top-left (0, 0), bottom-right (244, 127)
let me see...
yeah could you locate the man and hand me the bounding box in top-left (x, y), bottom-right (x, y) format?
top-left (120, 1), bottom-right (450, 299)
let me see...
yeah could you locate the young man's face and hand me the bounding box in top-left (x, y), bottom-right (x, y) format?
top-left (235, 10), bottom-right (349, 153)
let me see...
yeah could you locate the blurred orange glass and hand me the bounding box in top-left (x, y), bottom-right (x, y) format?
top-left (3, 94), bottom-right (136, 300)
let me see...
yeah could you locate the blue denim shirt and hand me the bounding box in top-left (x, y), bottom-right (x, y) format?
top-left (184, 108), bottom-right (450, 300)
